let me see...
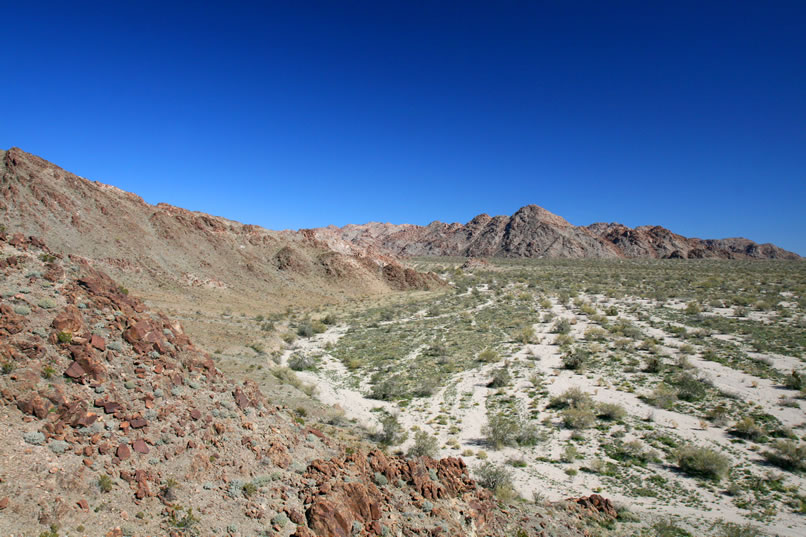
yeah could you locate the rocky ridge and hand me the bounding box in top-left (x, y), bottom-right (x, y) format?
top-left (0, 147), bottom-right (442, 316)
top-left (314, 205), bottom-right (799, 260)
top-left (0, 230), bottom-right (617, 536)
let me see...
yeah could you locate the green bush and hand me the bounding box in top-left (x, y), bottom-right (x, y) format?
top-left (474, 461), bottom-right (512, 491)
top-left (784, 370), bottom-right (803, 390)
top-left (57, 331), bottom-right (73, 344)
top-left (548, 387), bottom-right (592, 410)
top-left (553, 318), bottom-right (571, 334)
top-left (763, 439), bottom-right (806, 471)
top-left (487, 367), bottom-right (511, 388)
top-left (561, 347), bottom-right (589, 370)
top-left (408, 431), bottom-right (439, 458)
top-left (369, 375), bottom-right (406, 401)
top-left (98, 474), bottom-right (113, 493)
top-left (646, 383), bottom-right (678, 409)
top-left (596, 402), bottom-right (626, 421)
top-left (561, 407), bottom-right (595, 429)
top-left (375, 412), bottom-right (407, 446)
top-left (731, 417), bottom-right (764, 441)
top-left (671, 372), bottom-right (708, 402)
top-left (675, 445), bottom-right (730, 481)
top-left (288, 353), bottom-right (316, 371)
top-left (478, 348), bottom-right (499, 363)
top-left (483, 409), bottom-right (540, 449)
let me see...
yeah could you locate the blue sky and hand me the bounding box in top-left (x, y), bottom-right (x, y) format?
top-left (2, 1), bottom-right (805, 254)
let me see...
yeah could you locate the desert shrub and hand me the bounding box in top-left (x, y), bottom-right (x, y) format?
top-left (715, 522), bottom-right (764, 537)
top-left (478, 348), bottom-right (499, 363)
top-left (731, 417), bottom-right (764, 441)
top-left (685, 302), bottom-right (701, 315)
top-left (57, 331), bottom-right (73, 344)
top-left (675, 445), bottom-right (730, 481)
top-left (604, 440), bottom-right (653, 466)
top-left (605, 305), bottom-right (618, 316)
top-left (408, 430), bottom-right (439, 458)
top-left (553, 319), bottom-right (571, 334)
top-left (411, 376), bottom-right (439, 398)
top-left (474, 461), bottom-right (512, 491)
top-left (483, 409), bottom-right (540, 449)
top-left (297, 322), bottom-right (315, 338)
top-left (671, 372), bottom-right (708, 402)
top-left (561, 407), bottom-right (595, 429)
top-left (644, 356), bottom-right (664, 373)
top-left (98, 474), bottom-right (113, 493)
top-left (483, 411), bottom-right (518, 448)
top-left (272, 367), bottom-right (314, 395)
top-left (514, 325), bottom-right (535, 344)
top-left (763, 439), bottom-right (806, 471)
top-left (548, 387), bottom-right (592, 410)
top-left (596, 402), bottom-right (626, 421)
top-left (554, 334), bottom-right (574, 347)
top-left (652, 518), bottom-right (693, 537)
top-left (487, 367), bottom-right (511, 388)
top-left (784, 370), bottom-right (803, 390)
top-left (562, 347), bottom-right (589, 370)
top-left (706, 405), bottom-right (731, 427)
top-left (242, 482), bottom-right (258, 497)
top-left (288, 353), bottom-right (316, 371)
top-left (646, 383), bottom-right (678, 409)
top-left (369, 375), bottom-right (406, 401)
top-left (375, 412), bottom-right (407, 446)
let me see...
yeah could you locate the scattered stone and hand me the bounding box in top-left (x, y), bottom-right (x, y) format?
top-left (117, 444), bottom-right (131, 460)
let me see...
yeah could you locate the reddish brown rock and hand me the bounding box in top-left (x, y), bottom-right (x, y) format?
top-left (129, 418), bottom-right (147, 429)
top-left (90, 334), bottom-right (106, 351)
top-left (64, 361), bottom-right (86, 379)
top-left (51, 305), bottom-right (84, 334)
top-left (132, 439), bottom-right (150, 454)
top-left (0, 497), bottom-right (8, 510)
top-left (572, 494), bottom-right (617, 518)
top-left (117, 444), bottom-right (131, 460)
top-left (17, 395), bottom-right (50, 419)
top-left (95, 399), bottom-right (123, 414)
top-left (43, 263), bottom-right (64, 282)
top-left (0, 304), bottom-right (26, 336)
top-left (70, 344), bottom-right (106, 380)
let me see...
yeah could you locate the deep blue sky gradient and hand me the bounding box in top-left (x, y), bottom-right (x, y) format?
top-left (2, 1), bottom-right (805, 253)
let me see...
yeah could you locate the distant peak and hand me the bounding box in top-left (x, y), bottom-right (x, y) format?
top-left (511, 204), bottom-right (571, 227)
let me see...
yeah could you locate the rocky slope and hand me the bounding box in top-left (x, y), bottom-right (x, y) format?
top-left (316, 205), bottom-right (800, 260)
top-left (0, 148), bottom-right (442, 316)
top-left (0, 230), bottom-right (619, 536)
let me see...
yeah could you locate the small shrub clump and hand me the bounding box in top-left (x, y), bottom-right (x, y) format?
top-left (408, 431), bottom-right (439, 458)
top-left (675, 445), bottom-right (730, 481)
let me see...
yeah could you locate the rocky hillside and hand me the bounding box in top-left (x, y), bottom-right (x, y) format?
top-left (0, 230), bottom-right (620, 536)
top-left (316, 205), bottom-right (799, 260)
top-left (0, 148), bottom-right (442, 316)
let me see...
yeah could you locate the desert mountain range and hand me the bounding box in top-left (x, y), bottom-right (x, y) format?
top-left (314, 204), bottom-right (800, 260)
top-left (0, 146), bottom-right (798, 314)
